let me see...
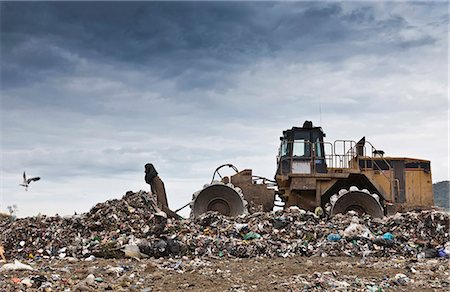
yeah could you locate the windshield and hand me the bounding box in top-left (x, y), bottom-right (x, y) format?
top-left (315, 137), bottom-right (322, 157)
top-left (280, 140), bottom-right (288, 156)
top-left (293, 139), bottom-right (305, 156)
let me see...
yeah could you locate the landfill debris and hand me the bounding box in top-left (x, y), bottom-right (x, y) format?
top-left (21, 277), bottom-right (33, 287)
top-left (394, 273), bottom-right (411, 286)
top-left (0, 190), bottom-right (448, 262)
top-left (327, 233), bottom-right (341, 241)
top-left (0, 190), bottom-right (448, 291)
top-left (417, 248), bottom-right (438, 259)
top-left (314, 206), bottom-right (324, 217)
top-left (437, 247), bottom-right (447, 258)
top-left (85, 273), bottom-right (96, 285)
top-left (343, 220), bottom-right (373, 239)
top-left (122, 243), bottom-right (149, 259)
top-left (445, 241), bottom-right (450, 254)
top-left (0, 259), bottom-right (34, 271)
top-left (243, 232), bottom-right (261, 240)
top-left (382, 232), bottom-right (394, 241)
top-left (0, 245), bottom-right (5, 262)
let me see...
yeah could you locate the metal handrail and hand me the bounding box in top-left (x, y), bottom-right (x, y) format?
top-left (277, 138), bottom-right (397, 200)
top-left (278, 139), bottom-right (393, 177)
top-left (348, 140), bottom-right (394, 198)
top-left (278, 140), bottom-right (357, 175)
top-left (393, 178), bottom-right (401, 202)
top-left (364, 141), bottom-right (393, 181)
top-left (333, 140), bottom-right (357, 169)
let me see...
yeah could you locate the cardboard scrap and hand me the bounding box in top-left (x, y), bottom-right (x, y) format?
top-left (0, 245), bottom-right (5, 262)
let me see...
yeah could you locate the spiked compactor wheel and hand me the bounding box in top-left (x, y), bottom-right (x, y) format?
top-left (330, 186), bottom-right (384, 218)
top-left (190, 182), bottom-right (248, 218)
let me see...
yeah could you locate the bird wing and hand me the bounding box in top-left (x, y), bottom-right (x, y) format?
top-left (27, 177), bottom-right (41, 184)
top-left (22, 172), bottom-right (27, 184)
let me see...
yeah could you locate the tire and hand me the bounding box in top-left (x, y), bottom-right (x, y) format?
top-left (190, 182), bottom-right (248, 218)
top-left (330, 187), bottom-right (384, 218)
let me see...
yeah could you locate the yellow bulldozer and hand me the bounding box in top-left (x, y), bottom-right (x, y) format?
top-left (189, 121), bottom-right (434, 218)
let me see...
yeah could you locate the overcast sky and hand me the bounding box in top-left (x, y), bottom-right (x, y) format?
top-left (1, 1), bottom-right (448, 218)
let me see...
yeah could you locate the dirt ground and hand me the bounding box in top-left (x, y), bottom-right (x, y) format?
top-left (1, 256), bottom-right (449, 291)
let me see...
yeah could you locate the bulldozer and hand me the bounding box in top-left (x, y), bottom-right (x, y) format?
top-left (189, 121), bottom-right (434, 218)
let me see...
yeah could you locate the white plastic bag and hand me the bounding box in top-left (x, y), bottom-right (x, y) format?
top-left (0, 259), bottom-right (34, 271)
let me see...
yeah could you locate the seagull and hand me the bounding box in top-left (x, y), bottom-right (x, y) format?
top-left (19, 171), bottom-right (40, 191)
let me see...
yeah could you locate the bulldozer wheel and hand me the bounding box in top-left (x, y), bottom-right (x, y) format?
top-left (330, 187), bottom-right (384, 218)
top-left (190, 183), bottom-right (247, 218)
top-left (207, 198), bottom-right (231, 215)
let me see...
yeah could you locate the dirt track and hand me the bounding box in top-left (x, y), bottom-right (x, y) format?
top-left (1, 256), bottom-right (449, 291)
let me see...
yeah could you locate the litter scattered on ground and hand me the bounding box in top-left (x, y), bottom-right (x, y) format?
top-left (0, 256), bottom-right (448, 291)
top-left (1, 191), bottom-right (448, 261)
top-left (0, 245), bottom-right (5, 262)
top-left (0, 190), bottom-right (448, 290)
top-left (0, 260), bottom-right (34, 272)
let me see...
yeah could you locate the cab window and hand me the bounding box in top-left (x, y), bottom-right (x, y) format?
top-left (293, 139), bottom-right (305, 157)
top-left (280, 140), bottom-right (288, 156)
top-left (315, 138), bottom-right (322, 157)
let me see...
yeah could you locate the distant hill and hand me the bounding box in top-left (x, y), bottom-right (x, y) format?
top-left (433, 180), bottom-right (449, 210)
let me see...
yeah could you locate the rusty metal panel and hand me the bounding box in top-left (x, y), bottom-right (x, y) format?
top-left (292, 161), bottom-right (311, 174)
top-left (392, 160), bottom-right (406, 203)
top-left (360, 170), bottom-right (392, 200)
top-left (405, 170), bottom-right (434, 207)
top-left (290, 177), bottom-right (316, 190)
top-left (230, 169), bottom-right (275, 212)
top-left (287, 190), bottom-right (316, 211)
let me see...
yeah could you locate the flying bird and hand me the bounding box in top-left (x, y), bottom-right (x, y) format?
top-left (20, 171), bottom-right (40, 191)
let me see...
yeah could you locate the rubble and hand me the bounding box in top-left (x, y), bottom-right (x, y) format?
top-left (0, 256), bottom-right (447, 291)
top-left (0, 260), bottom-right (34, 271)
top-left (0, 244), bottom-right (5, 262)
top-left (0, 191), bottom-right (448, 261)
top-left (0, 191), bottom-right (449, 290)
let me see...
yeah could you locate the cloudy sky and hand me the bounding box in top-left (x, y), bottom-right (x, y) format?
top-left (1, 1), bottom-right (448, 218)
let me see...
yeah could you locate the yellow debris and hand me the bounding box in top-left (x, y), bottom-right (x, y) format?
top-left (0, 245), bottom-right (6, 262)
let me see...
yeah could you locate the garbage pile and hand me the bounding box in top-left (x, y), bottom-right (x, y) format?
top-left (0, 191), bottom-right (449, 261)
top-left (183, 208), bottom-right (449, 259)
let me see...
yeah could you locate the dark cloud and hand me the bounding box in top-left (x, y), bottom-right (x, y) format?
top-left (0, 2), bottom-right (447, 216)
top-left (346, 6), bottom-right (375, 24)
top-left (2, 1), bottom-right (441, 92)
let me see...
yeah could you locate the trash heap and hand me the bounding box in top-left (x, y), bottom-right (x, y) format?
top-left (0, 191), bottom-right (449, 261)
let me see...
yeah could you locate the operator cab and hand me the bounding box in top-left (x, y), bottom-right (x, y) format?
top-left (277, 120), bottom-right (327, 175)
